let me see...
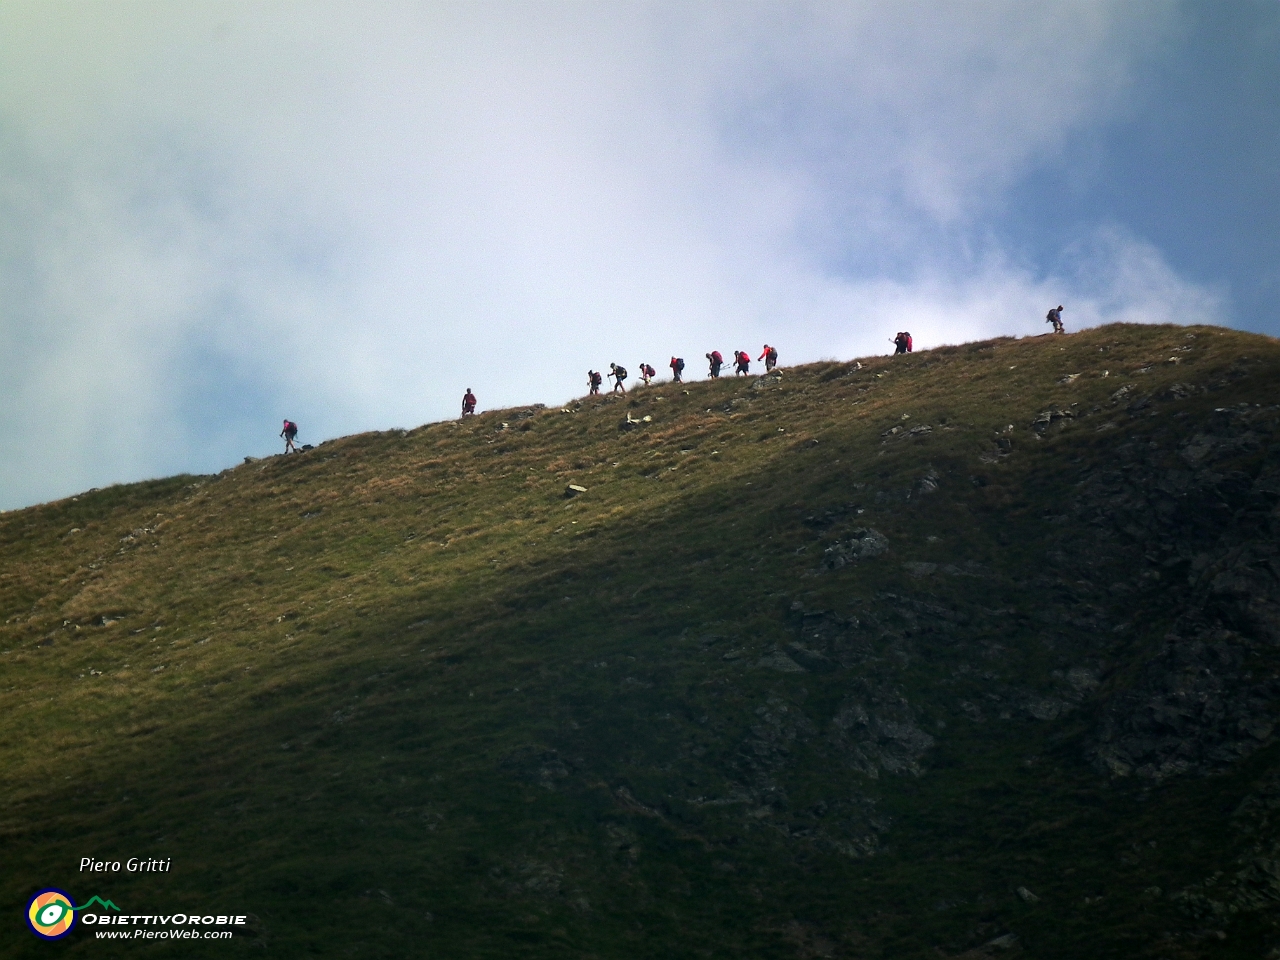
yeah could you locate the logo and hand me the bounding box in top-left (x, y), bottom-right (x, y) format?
top-left (26, 889), bottom-right (76, 940)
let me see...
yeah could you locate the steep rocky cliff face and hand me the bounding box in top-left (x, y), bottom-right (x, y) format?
top-left (1085, 401), bottom-right (1280, 781)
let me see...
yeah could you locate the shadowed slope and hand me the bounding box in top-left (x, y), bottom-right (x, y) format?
top-left (3, 324), bottom-right (1280, 958)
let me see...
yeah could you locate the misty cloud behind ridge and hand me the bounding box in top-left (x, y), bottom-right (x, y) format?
top-left (0, 2), bottom-right (1254, 509)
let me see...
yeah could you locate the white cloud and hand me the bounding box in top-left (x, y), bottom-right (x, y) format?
top-left (0, 2), bottom-right (1222, 509)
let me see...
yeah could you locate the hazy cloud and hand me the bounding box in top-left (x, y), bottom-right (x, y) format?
top-left (0, 2), bottom-right (1236, 508)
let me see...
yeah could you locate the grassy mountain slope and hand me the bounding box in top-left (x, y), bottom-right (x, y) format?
top-left (3, 323), bottom-right (1280, 958)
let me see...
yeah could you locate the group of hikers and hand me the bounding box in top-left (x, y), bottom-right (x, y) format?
top-left (282, 306), bottom-right (1069, 448)
top-left (586, 345), bottom-right (780, 397)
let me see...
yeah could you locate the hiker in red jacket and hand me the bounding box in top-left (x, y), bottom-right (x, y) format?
top-left (280, 419), bottom-right (299, 453)
top-left (758, 344), bottom-right (778, 372)
top-left (706, 350), bottom-right (723, 378)
top-left (734, 350), bottom-right (750, 375)
top-left (670, 356), bottom-right (685, 383)
top-left (461, 389), bottom-right (477, 417)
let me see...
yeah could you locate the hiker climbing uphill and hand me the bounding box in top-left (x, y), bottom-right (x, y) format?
top-left (1046, 305), bottom-right (1064, 334)
top-left (588, 370), bottom-right (603, 395)
top-left (759, 344), bottom-right (778, 372)
top-left (610, 363), bottom-right (628, 394)
top-left (670, 356), bottom-right (685, 383)
top-left (734, 350), bottom-right (750, 375)
top-left (892, 332), bottom-right (913, 355)
top-left (461, 389), bottom-right (477, 417)
top-left (640, 363), bottom-right (656, 386)
top-left (280, 419), bottom-right (299, 453)
top-left (707, 350), bottom-right (723, 378)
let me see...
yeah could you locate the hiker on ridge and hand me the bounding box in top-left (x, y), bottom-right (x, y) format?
top-left (734, 350), bottom-right (750, 375)
top-left (707, 350), bottom-right (723, 378)
top-left (1046, 305), bottom-right (1064, 335)
top-left (640, 363), bottom-right (656, 386)
top-left (610, 363), bottom-right (628, 394)
top-left (588, 370), bottom-right (602, 395)
top-left (281, 419), bottom-right (299, 453)
top-left (461, 389), bottom-right (477, 417)
top-left (759, 344), bottom-right (778, 372)
top-left (670, 356), bottom-right (685, 383)
top-left (892, 332), bottom-right (909, 355)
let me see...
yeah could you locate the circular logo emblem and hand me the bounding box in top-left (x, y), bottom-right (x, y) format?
top-left (26, 889), bottom-right (76, 940)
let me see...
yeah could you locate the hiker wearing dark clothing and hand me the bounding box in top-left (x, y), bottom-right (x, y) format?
top-left (670, 356), bottom-right (685, 383)
top-left (640, 363), bottom-right (656, 386)
top-left (707, 350), bottom-right (723, 378)
top-left (759, 344), bottom-right (778, 372)
top-left (461, 389), bottom-right (477, 417)
top-left (281, 419), bottom-right (299, 453)
top-left (892, 332), bottom-right (910, 355)
top-left (734, 350), bottom-right (750, 375)
top-left (588, 370), bottom-right (603, 395)
top-left (610, 363), bottom-right (628, 394)
top-left (1046, 305), bottom-right (1064, 334)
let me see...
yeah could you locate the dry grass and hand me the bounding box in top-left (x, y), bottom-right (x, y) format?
top-left (1, 323), bottom-right (1277, 958)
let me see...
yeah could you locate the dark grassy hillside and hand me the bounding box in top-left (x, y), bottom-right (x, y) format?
top-left (3, 324), bottom-right (1280, 958)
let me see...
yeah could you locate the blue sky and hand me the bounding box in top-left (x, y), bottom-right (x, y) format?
top-left (1005, 3), bottom-right (1280, 327)
top-left (0, 1), bottom-right (1276, 510)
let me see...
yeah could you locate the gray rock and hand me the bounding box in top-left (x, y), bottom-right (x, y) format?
top-left (756, 650), bottom-right (806, 673)
top-left (831, 689), bottom-right (934, 777)
top-left (914, 469), bottom-right (940, 495)
top-left (823, 528), bottom-right (889, 570)
top-left (786, 642), bottom-right (835, 673)
top-left (1024, 697), bottom-right (1072, 721)
top-left (1090, 624), bottom-right (1280, 779)
top-left (985, 933), bottom-right (1020, 949)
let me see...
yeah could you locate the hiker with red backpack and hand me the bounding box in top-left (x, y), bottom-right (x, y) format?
top-left (588, 370), bottom-right (603, 395)
top-left (640, 363), bottom-right (656, 386)
top-left (280, 419), bottom-right (299, 453)
top-left (758, 344), bottom-right (778, 372)
top-left (733, 350), bottom-right (750, 375)
top-left (892, 332), bottom-right (912, 355)
top-left (670, 356), bottom-right (685, 383)
top-left (706, 350), bottom-right (723, 378)
top-left (610, 363), bottom-right (628, 394)
top-left (461, 389), bottom-right (477, 417)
